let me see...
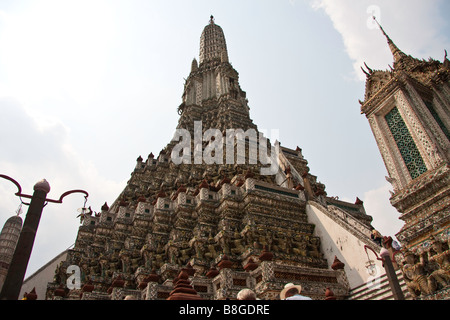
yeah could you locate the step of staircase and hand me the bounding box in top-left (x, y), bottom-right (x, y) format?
top-left (347, 269), bottom-right (410, 300)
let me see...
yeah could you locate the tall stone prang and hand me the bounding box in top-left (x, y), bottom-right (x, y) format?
top-left (0, 213), bottom-right (22, 292)
top-left (47, 17), bottom-right (382, 301)
top-left (359, 19), bottom-right (450, 299)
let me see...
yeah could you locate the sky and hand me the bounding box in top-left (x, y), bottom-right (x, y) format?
top-left (0, 0), bottom-right (449, 278)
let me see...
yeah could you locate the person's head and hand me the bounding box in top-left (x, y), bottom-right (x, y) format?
top-left (285, 287), bottom-right (300, 298)
top-left (280, 283), bottom-right (303, 300)
top-left (237, 288), bottom-right (257, 300)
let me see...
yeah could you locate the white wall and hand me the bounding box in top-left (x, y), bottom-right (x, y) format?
top-left (306, 202), bottom-right (384, 289)
top-left (19, 250), bottom-right (68, 300)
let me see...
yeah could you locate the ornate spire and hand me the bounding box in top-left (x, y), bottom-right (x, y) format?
top-left (0, 213), bottom-right (23, 286)
top-left (199, 16), bottom-right (228, 64)
top-left (373, 16), bottom-right (407, 64)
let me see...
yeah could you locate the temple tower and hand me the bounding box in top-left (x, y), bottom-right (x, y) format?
top-left (199, 16), bottom-right (228, 65)
top-left (177, 15), bottom-right (256, 137)
top-left (0, 211), bottom-right (23, 292)
top-left (46, 17), bottom-right (386, 301)
top-left (360, 19), bottom-right (450, 260)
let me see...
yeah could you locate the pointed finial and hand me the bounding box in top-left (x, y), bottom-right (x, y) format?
top-left (209, 15), bottom-right (214, 24)
top-left (372, 16), bottom-right (389, 41)
top-left (364, 62), bottom-right (373, 74)
top-left (361, 66), bottom-right (370, 77)
top-left (443, 50), bottom-right (450, 70)
top-left (372, 16), bottom-right (406, 63)
top-left (191, 57), bottom-right (198, 72)
top-left (15, 203), bottom-right (23, 216)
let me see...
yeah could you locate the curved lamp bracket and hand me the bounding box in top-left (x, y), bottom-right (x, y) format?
top-left (46, 189), bottom-right (89, 204)
top-left (1, 174), bottom-right (88, 206)
top-left (0, 174), bottom-right (26, 197)
top-left (364, 245), bottom-right (384, 262)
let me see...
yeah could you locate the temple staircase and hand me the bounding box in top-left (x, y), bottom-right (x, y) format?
top-left (347, 269), bottom-right (410, 300)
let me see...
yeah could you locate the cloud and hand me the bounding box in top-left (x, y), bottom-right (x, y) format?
top-left (309, 0), bottom-right (450, 81)
top-left (362, 182), bottom-right (404, 242)
top-left (0, 98), bottom-right (69, 166)
top-left (0, 98), bottom-right (125, 276)
top-left (0, 1), bottom-right (116, 108)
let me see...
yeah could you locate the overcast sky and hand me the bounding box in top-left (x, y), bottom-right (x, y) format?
top-left (1, 0), bottom-right (449, 278)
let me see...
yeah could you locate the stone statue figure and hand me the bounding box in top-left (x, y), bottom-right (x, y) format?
top-left (241, 224), bottom-right (256, 249)
top-left (204, 235), bottom-right (219, 261)
top-left (99, 254), bottom-right (109, 277)
top-left (190, 237), bottom-right (205, 260)
top-left (119, 250), bottom-right (131, 273)
top-left (217, 231), bottom-right (231, 255)
top-left (256, 227), bottom-right (270, 248)
top-left (53, 262), bottom-right (62, 283)
top-left (108, 254), bottom-right (120, 276)
top-left (231, 231), bottom-right (246, 255)
top-left (80, 260), bottom-right (90, 282)
top-left (291, 235), bottom-right (307, 256)
top-left (153, 252), bottom-right (165, 269)
top-left (140, 244), bottom-right (154, 269)
top-left (272, 233), bottom-right (289, 254)
top-left (168, 246), bottom-right (179, 265)
top-left (178, 247), bottom-right (191, 265)
top-left (89, 258), bottom-right (100, 276)
top-left (130, 253), bottom-right (142, 272)
top-left (307, 237), bottom-right (322, 258)
top-left (401, 250), bottom-right (431, 298)
top-left (427, 238), bottom-right (450, 291)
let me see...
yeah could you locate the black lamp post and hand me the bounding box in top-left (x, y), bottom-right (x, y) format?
top-left (364, 244), bottom-right (405, 300)
top-left (0, 174), bottom-right (88, 300)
